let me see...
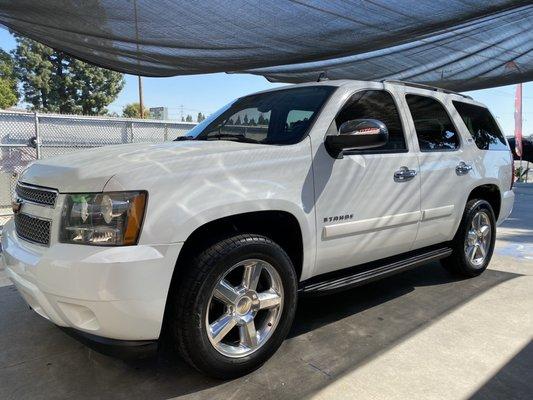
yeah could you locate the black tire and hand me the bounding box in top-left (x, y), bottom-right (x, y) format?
top-left (441, 199), bottom-right (496, 277)
top-left (166, 234), bottom-right (298, 379)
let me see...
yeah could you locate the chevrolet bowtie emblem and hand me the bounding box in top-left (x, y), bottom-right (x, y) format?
top-left (12, 199), bottom-right (22, 214)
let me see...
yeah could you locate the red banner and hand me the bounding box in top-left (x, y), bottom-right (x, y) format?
top-left (514, 83), bottom-right (523, 158)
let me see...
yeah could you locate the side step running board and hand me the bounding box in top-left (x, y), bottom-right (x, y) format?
top-left (299, 247), bottom-right (453, 296)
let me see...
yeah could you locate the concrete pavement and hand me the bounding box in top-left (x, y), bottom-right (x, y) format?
top-left (0, 184), bottom-right (531, 400)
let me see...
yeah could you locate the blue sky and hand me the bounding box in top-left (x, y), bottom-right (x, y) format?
top-left (1, 28), bottom-right (531, 136)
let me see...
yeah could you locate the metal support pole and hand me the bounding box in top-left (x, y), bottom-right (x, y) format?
top-left (519, 156), bottom-right (523, 182)
top-left (130, 121), bottom-right (134, 143)
top-left (138, 76), bottom-right (144, 118)
top-left (34, 112), bottom-right (41, 159)
top-left (133, 0), bottom-right (144, 119)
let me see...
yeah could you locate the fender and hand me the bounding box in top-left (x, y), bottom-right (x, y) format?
top-left (175, 201), bottom-right (316, 280)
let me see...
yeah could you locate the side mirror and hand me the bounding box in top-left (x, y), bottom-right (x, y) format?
top-left (325, 119), bottom-right (388, 158)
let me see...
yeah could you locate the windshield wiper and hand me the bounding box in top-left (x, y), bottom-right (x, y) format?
top-left (174, 135), bottom-right (195, 141)
top-left (207, 133), bottom-right (260, 144)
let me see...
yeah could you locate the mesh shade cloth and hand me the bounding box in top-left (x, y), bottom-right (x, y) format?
top-left (0, 0), bottom-right (531, 90)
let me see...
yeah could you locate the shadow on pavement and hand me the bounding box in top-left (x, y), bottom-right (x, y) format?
top-left (495, 184), bottom-right (533, 258)
top-left (0, 263), bottom-right (520, 400)
top-left (470, 340), bottom-right (533, 400)
top-left (499, 184), bottom-right (533, 232)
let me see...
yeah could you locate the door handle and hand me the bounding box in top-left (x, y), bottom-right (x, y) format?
top-left (394, 166), bottom-right (417, 182)
top-left (456, 161), bottom-right (472, 175)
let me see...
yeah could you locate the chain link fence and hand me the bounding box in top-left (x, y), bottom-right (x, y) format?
top-left (0, 110), bottom-right (196, 225)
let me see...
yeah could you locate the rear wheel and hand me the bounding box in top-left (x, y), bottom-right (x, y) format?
top-left (441, 199), bottom-right (496, 277)
top-left (167, 234), bottom-right (297, 379)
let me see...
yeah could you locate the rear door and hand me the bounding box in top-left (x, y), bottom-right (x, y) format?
top-left (401, 91), bottom-right (476, 249)
top-left (313, 85), bottom-right (421, 275)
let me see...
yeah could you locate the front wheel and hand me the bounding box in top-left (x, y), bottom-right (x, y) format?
top-left (167, 234), bottom-right (297, 379)
top-left (441, 199), bottom-right (496, 277)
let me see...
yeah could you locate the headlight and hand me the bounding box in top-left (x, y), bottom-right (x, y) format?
top-left (60, 191), bottom-right (147, 246)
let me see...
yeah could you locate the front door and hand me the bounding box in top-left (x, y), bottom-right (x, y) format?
top-left (313, 87), bottom-right (421, 275)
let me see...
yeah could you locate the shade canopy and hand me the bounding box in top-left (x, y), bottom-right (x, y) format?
top-left (0, 0), bottom-right (531, 90)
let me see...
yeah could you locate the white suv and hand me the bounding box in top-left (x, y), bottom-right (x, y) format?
top-left (1, 80), bottom-right (514, 378)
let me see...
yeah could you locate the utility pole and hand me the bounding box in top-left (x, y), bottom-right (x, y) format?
top-left (514, 83), bottom-right (523, 181)
top-left (133, 0), bottom-right (143, 119)
top-left (138, 76), bottom-right (144, 118)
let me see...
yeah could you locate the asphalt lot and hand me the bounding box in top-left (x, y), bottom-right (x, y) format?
top-left (1, 184), bottom-right (532, 400)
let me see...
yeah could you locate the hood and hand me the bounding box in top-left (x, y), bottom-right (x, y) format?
top-left (19, 140), bottom-right (263, 192)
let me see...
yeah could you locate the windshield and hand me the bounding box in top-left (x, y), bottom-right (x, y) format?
top-left (180, 86), bottom-right (335, 145)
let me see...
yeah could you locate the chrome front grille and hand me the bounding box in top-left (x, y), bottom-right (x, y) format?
top-left (16, 183), bottom-right (58, 207)
top-left (14, 213), bottom-right (52, 246)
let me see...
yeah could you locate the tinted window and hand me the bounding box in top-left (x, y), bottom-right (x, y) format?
top-left (191, 86), bottom-right (335, 145)
top-left (406, 95), bottom-right (459, 151)
top-left (335, 90), bottom-right (406, 151)
top-left (453, 101), bottom-right (508, 151)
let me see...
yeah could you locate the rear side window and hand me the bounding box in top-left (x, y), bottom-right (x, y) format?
top-left (336, 90), bottom-right (406, 152)
top-left (406, 95), bottom-right (459, 152)
top-left (452, 101), bottom-right (508, 151)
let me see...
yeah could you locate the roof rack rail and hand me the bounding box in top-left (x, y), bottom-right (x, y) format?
top-left (382, 80), bottom-right (473, 100)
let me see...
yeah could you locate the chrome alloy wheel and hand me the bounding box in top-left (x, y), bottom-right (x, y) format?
top-left (464, 210), bottom-right (491, 267)
top-left (205, 259), bottom-right (284, 358)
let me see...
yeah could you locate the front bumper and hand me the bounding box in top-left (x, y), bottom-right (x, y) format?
top-left (1, 220), bottom-right (182, 340)
top-left (62, 328), bottom-right (158, 359)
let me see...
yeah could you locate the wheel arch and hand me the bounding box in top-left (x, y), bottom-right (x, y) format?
top-left (173, 210), bottom-right (304, 280)
top-left (467, 184), bottom-right (501, 220)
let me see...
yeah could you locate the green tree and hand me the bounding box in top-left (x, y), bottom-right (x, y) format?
top-left (13, 36), bottom-right (124, 115)
top-left (0, 49), bottom-right (19, 109)
top-left (197, 112), bottom-right (205, 122)
top-left (122, 103), bottom-right (148, 118)
top-left (185, 114), bottom-right (193, 122)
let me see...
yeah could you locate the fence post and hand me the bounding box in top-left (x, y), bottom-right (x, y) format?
top-left (129, 121), bottom-right (134, 143)
top-left (164, 123), bottom-right (168, 141)
top-left (34, 112), bottom-right (41, 159)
